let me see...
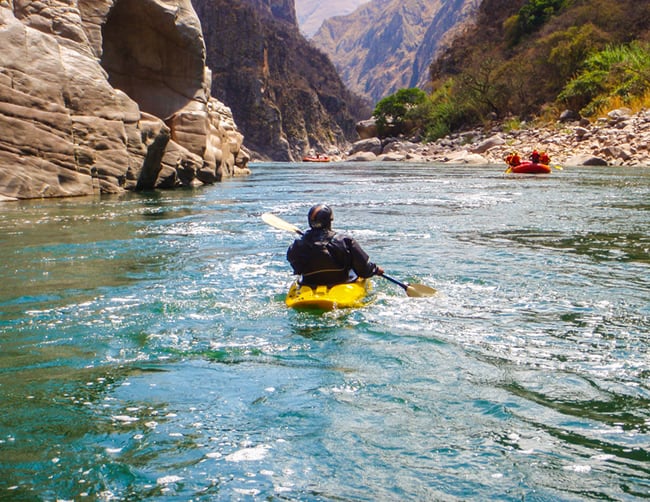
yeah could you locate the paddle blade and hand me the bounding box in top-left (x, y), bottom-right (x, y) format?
top-left (405, 283), bottom-right (437, 297)
top-left (262, 213), bottom-right (303, 235)
top-left (552, 164), bottom-right (563, 170)
top-left (380, 273), bottom-right (436, 298)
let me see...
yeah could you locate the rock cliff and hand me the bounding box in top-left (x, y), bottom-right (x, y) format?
top-left (243, 0), bottom-right (297, 25)
top-left (312, 0), bottom-right (479, 103)
top-left (192, 0), bottom-right (369, 161)
top-left (0, 0), bottom-right (249, 201)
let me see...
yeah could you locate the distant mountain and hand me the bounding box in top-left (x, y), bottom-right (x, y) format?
top-left (312, 0), bottom-right (479, 103)
top-left (192, 0), bottom-right (369, 161)
top-left (295, 0), bottom-right (368, 37)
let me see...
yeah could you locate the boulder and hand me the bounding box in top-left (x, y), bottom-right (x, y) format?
top-left (600, 145), bottom-right (632, 162)
top-left (379, 153), bottom-right (406, 161)
top-left (565, 154), bottom-right (608, 166)
top-left (559, 109), bottom-right (581, 122)
top-left (0, 0), bottom-right (248, 200)
top-left (382, 140), bottom-right (418, 154)
top-left (607, 108), bottom-right (632, 123)
top-left (348, 137), bottom-right (382, 156)
top-left (356, 119), bottom-right (378, 140)
top-left (444, 150), bottom-right (488, 164)
top-left (470, 135), bottom-right (505, 154)
top-left (347, 151), bottom-right (377, 162)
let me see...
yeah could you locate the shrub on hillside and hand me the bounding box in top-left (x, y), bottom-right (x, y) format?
top-left (505, 0), bottom-right (569, 45)
top-left (373, 88), bottom-right (428, 137)
top-left (559, 41), bottom-right (650, 116)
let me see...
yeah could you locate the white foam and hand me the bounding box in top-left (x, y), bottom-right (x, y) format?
top-left (225, 445), bottom-right (270, 462)
top-left (563, 464), bottom-right (592, 473)
top-left (112, 415), bottom-right (138, 423)
top-left (156, 475), bottom-right (184, 485)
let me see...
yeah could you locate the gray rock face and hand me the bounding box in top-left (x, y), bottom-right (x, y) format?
top-left (0, 0), bottom-right (249, 201)
top-left (192, 0), bottom-right (365, 162)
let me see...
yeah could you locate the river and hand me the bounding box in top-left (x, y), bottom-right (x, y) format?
top-left (0, 162), bottom-right (648, 501)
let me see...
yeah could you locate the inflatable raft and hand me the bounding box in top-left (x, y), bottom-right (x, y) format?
top-left (302, 155), bottom-right (330, 163)
top-left (509, 161), bottom-right (552, 174)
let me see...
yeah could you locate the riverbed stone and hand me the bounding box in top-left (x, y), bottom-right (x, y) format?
top-left (347, 151), bottom-right (378, 162)
top-left (470, 135), bottom-right (505, 153)
top-left (443, 150), bottom-right (487, 164)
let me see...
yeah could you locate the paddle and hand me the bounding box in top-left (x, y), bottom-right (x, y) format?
top-left (261, 212), bottom-right (436, 297)
top-left (380, 272), bottom-right (437, 298)
top-left (261, 212), bottom-right (303, 235)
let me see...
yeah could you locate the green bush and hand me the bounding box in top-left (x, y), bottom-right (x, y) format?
top-left (505, 0), bottom-right (568, 45)
top-left (373, 88), bottom-right (428, 137)
top-left (559, 41), bottom-right (650, 115)
top-left (419, 80), bottom-right (476, 141)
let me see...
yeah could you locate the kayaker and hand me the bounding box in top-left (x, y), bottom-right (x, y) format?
top-left (286, 204), bottom-right (384, 287)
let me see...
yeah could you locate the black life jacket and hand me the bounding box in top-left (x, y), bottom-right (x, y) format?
top-left (290, 230), bottom-right (353, 286)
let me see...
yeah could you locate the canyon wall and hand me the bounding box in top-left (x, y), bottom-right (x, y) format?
top-left (0, 0), bottom-right (249, 201)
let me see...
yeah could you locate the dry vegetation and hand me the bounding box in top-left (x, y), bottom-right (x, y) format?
top-left (376, 0), bottom-right (650, 140)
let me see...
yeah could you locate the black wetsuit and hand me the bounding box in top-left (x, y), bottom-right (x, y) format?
top-left (287, 229), bottom-right (380, 286)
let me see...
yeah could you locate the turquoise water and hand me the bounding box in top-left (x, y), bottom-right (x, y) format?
top-left (0, 163), bottom-right (648, 500)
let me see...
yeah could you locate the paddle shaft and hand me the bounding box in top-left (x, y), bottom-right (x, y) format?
top-left (380, 273), bottom-right (409, 292)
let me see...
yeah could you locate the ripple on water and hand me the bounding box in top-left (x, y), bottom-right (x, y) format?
top-left (1, 165), bottom-right (649, 500)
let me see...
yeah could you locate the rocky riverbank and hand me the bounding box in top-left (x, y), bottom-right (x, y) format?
top-left (345, 108), bottom-right (650, 167)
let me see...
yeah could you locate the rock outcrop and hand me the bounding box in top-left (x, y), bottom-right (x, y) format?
top-left (0, 0), bottom-right (249, 201)
top-left (244, 0), bottom-right (297, 25)
top-left (192, 0), bottom-right (369, 161)
top-left (410, 0), bottom-right (479, 90)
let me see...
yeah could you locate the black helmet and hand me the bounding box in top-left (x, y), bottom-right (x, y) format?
top-left (308, 204), bottom-right (333, 230)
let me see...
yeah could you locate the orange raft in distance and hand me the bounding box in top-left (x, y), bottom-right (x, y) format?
top-left (509, 161), bottom-right (552, 174)
top-left (505, 150), bottom-right (551, 174)
top-left (302, 154), bottom-right (330, 163)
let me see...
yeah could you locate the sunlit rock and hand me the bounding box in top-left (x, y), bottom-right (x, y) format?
top-left (0, 0), bottom-right (248, 200)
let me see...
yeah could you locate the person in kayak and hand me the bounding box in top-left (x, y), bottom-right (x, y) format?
top-left (287, 204), bottom-right (384, 286)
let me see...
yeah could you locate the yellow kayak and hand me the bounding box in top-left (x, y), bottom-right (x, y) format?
top-left (285, 279), bottom-right (371, 310)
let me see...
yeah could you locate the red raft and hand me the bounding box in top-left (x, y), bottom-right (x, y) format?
top-left (510, 161), bottom-right (552, 174)
top-left (505, 150), bottom-right (552, 174)
top-left (302, 155), bottom-right (330, 163)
